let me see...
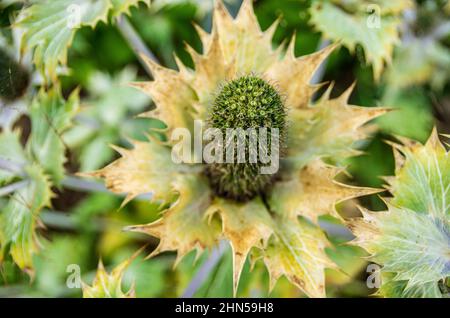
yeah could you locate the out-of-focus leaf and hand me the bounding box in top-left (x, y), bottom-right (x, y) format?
top-left (386, 39), bottom-right (450, 90)
top-left (0, 0), bottom-right (23, 8)
top-left (377, 88), bottom-right (434, 143)
top-left (17, 0), bottom-right (112, 80)
top-left (111, 0), bottom-right (150, 16)
top-left (325, 238), bottom-right (367, 286)
top-left (64, 67), bottom-right (153, 172)
top-left (34, 235), bottom-right (91, 297)
top-left (78, 132), bottom-right (116, 172)
top-left (122, 254), bottom-right (167, 297)
top-left (28, 87), bottom-right (80, 184)
top-left (310, 0), bottom-right (411, 80)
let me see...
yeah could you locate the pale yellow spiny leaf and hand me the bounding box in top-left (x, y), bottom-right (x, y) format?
top-left (185, 21), bottom-right (235, 117)
top-left (131, 55), bottom-right (197, 135)
top-left (287, 83), bottom-right (388, 166)
top-left (125, 174), bottom-right (221, 266)
top-left (269, 160), bottom-right (382, 223)
top-left (266, 39), bottom-right (338, 108)
top-left (87, 138), bottom-right (177, 205)
top-left (261, 216), bottom-right (335, 298)
top-left (206, 197), bottom-right (274, 296)
top-left (347, 206), bottom-right (384, 253)
top-left (212, 0), bottom-right (278, 73)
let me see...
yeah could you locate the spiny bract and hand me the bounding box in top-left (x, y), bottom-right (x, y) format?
top-left (349, 130), bottom-right (450, 298)
top-left (92, 0), bottom-right (386, 297)
top-left (82, 258), bottom-right (135, 298)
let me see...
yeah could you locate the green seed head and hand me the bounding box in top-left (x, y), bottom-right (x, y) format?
top-left (205, 75), bottom-right (286, 202)
top-left (0, 49), bottom-right (30, 102)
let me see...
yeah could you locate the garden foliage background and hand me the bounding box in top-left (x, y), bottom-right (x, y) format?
top-left (0, 0), bottom-right (449, 297)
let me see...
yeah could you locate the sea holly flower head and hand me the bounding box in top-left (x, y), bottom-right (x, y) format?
top-left (92, 0), bottom-right (386, 297)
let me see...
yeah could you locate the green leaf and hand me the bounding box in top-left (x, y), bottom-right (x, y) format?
top-left (390, 132), bottom-right (449, 220)
top-left (386, 39), bottom-right (450, 90)
top-left (17, 0), bottom-right (112, 80)
top-left (377, 88), bottom-right (434, 143)
top-left (34, 235), bottom-right (91, 296)
top-left (28, 87), bottom-right (80, 184)
top-left (85, 68), bottom-right (150, 126)
top-left (378, 273), bottom-right (446, 298)
top-left (0, 129), bottom-right (27, 185)
top-left (372, 207), bottom-right (448, 289)
top-left (0, 164), bottom-right (52, 273)
top-left (310, 0), bottom-right (407, 80)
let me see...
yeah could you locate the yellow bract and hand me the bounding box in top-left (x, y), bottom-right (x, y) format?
top-left (206, 198), bottom-right (274, 296)
top-left (125, 174), bottom-right (221, 266)
top-left (268, 160), bottom-right (382, 223)
top-left (83, 258), bottom-right (135, 298)
top-left (349, 130), bottom-right (450, 297)
top-left (90, 139), bottom-right (177, 205)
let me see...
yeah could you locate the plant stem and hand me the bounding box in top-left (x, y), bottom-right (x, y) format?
top-left (311, 39), bottom-right (332, 85)
top-left (116, 15), bottom-right (160, 78)
top-left (0, 157), bottom-right (25, 176)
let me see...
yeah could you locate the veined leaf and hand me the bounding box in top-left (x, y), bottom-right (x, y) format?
top-left (0, 164), bottom-right (52, 274)
top-left (350, 131), bottom-right (450, 297)
top-left (378, 273), bottom-right (446, 298)
top-left (17, 0), bottom-right (154, 80)
top-left (389, 131), bottom-right (450, 220)
top-left (17, 0), bottom-right (112, 80)
top-left (28, 87), bottom-right (80, 185)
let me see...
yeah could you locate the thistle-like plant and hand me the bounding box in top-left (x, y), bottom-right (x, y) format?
top-left (92, 0), bottom-right (386, 297)
top-left (349, 130), bottom-right (450, 298)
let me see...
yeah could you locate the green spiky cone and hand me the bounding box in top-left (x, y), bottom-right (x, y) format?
top-left (92, 0), bottom-right (386, 297)
top-left (205, 76), bottom-right (286, 201)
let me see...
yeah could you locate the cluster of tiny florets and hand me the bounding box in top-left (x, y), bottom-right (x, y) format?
top-left (205, 76), bottom-right (286, 202)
